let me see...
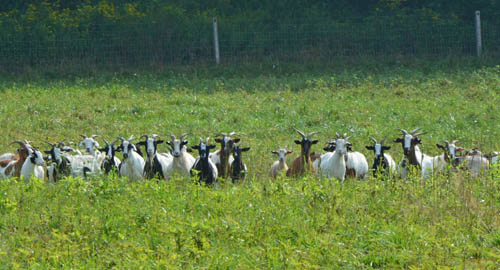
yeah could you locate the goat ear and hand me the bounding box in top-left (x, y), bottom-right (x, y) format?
top-left (233, 138), bottom-right (240, 143)
top-left (166, 141), bottom-right (172, 145)
top-left (192, 145), bottom-right (200, 150)
top-left (241, 147), bottom-right (250, 152)
top-left (286, 150), bottom-right (293, 154)
top-left (209, 144), bottom-right (217, 149)
top-left (215, 138), bottom-right (223, 143)
top-left (394, 138), bottom-right (403, 143)
top-left (156, 140), bottom-right (164, 144)
top-left (382, 146), bottom-right (391, 150)
top-left (311, 140), bottom-right (319, 145)
top-left (294, 140), bottom-right (301, 145)
top-left (456, 147), bottom-right (464, 152)
top-left (182, 140), bottom-right (188, 145)
top-left (186, 148), bottom-right (193, 153)
top-left (436, 143), bottom-right (445, 150)
top-left (415, 138), bottom-right (422, 144)
top-left (271, 150), bottom-right (278, 154)
top-left (365, 146), bottom-right (374, 150)
top-left (44, 150), bottom-right (51, 154)
top-left (136, 141), bottom-right (145, 146)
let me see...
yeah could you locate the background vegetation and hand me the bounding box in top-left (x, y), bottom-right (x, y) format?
top-left (0, 0), bottom-right (499, 71)
top-left (0, 60), bottom-right (499, 268)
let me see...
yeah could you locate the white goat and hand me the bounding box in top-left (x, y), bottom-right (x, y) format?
top-left (316, 133), bottom-right (352, 183)
top-left (166, 133), bottom-right (195, 178)
top-left (463, 148), bottom-right (489, 178)
top-left (269, 148), bottom-right (293, 179)
top-left (316, 135), bottom-right (369, 180)
top-left (117, 136), bottom-right (145, 181)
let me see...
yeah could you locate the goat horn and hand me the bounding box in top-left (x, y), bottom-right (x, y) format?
top-left (206, 137), bottom-right (210, 144)
top-left (170, 134), bottom-right (176, 142)
top-left (413, 132), bottom-right (426, 137)
top-left (444, 140), bottom-right (449, 145)
top-left (452, 140), bottom-right (459, 144)
top-left (345, 136), bottom-right (352, 141)
top-left (335, 132), bottom-right (340, 139)
top-left (215, 133), bottom-right (227, 137)
top-left (139, 135), bottom-right (149, 141)
top-left (128, 135), bottom-right (135, 141)
top-left (343, 133), bottom-right (348, 139)
top-left (293, 128), bottom-right (306, 139)
top-left (57, 141), bottom-right (65, 148)
top-left (199, 137), bottom-right (203, 144)
top-left (118, 136), bottom-right (126, 142)
top-left (228, 131), bottom-right (237, 137)
top-left (45, 142), bottom-right (55, 147)
top-left (180, 132), bottom-right (191, 141)
top-left (410, 128), bottom-right (422, 135)
top-left (307, 131), bottom-right (319, 140)
top-left (80, 134), bottom-right (88, 139)
top-left (103, 139), bottom-right (110, 145)
top-left (10, 140), bottom-right (27, 149)
top-left (370, 136), bottom-right (377, 144)
top-left (91, 135), bottom-right (99, 139)
top-left (398, 129), bottom-right (408, 135)
top-left (381, 137), bottom-right (387, 145)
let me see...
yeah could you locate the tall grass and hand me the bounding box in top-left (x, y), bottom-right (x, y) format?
top-left (0, 61), bottom-right (499, 268)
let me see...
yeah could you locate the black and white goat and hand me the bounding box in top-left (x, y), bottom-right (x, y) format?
top-left (365, 137), bottom-right (396, 178)
top-left (394, 128), bottom-right (434, 179)
top-left (166, 133), bottom-right (195, 178)
top-left (44, 142), bottom-right (73, 182)
top-left (229, 145), bottom-right (250, 182)
top-left (136, 134), bottom-right (171, 180)
top-left (98, 139), bottom-right (121, 175)
top-left (210, 132), bottom-right (239, 178)
top-left (191, 137), bottom-right (218, 185)
top-left (434, 140), bottom-right (464, 173)
top-left (117, 136), bottom-right (145, 181)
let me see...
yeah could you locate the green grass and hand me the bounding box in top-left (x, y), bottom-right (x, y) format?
top-left (1, 60), bottom-right (500, 268)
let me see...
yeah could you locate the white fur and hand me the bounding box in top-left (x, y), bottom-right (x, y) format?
top-left (167, 138), bottom-right (196, 178)
top-left (0, 153), bottom-right (15, 161)
top-left (346, 151), bottom-right (369, 179)
top-left (270, 149), bottom-right (290, 179)
top-left (20, 149), bottom-right (45, 181)
top-left (317, 138), bottom-right (349, 183)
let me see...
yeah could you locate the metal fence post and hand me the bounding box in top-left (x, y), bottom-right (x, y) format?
top-left (475, 10), bottom-right (482, 57)
top-left (213, 17), bottom-right (220, 65)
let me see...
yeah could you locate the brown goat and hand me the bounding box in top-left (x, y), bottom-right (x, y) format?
top-left (286, 128), bottom-right (319, 177)
top-left (0, 141), bottom-right (31, 178)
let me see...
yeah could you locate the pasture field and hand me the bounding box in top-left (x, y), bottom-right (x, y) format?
top-left (0, 60), bottom-right (500, 268)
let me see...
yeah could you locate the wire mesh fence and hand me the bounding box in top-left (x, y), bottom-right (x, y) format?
top-left (0, 13), bottom-right (498, 72)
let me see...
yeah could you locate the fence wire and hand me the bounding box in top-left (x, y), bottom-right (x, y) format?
top-left (0, 14), bottom-right (498, 72)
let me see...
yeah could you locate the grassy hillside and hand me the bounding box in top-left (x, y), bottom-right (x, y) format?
top-left (0, 61), bottom-right (500, 268)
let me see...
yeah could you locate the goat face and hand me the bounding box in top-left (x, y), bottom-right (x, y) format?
top-left (365, 137), bottom-right (390, 175)
top-left (137, 135), bottom-right (163, 158)
top-left (117, 137), bottom-right (138, 160)
top-left (99, 140), bottom-right (117, 160)
top-left (28, 148), bottom-right (45, 166)
top-left (436, 140), bottom-right (463, 161)
top-left (192, 140), bottom-right (216, 160)
top-left (215, 132), bottom-right (239, 154)
top-left (333, 139), bottom-right (351, 155)
top-left (167, 133), bottom-right (190, 158)
top-left (293, 129), bottom-right (319, 160)
top-left (394, 129), bottom-right (424, 157)
top-left (45, 142), bottom-right (71, 165)
top-left (79, 135), bottom-right (100, 154)
top-left (272, 149), bottom-right (293, 163)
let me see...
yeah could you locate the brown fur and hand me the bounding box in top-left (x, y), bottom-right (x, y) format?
top-left (13, 148), bottom-right (29, 177)
top-left (286, 155), bottom-right (314, 177)
top-left (346, 168), bottom-right (356, 178)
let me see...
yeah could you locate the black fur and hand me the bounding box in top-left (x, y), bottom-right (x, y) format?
top-left (190, 142), bottom-right (217, 185)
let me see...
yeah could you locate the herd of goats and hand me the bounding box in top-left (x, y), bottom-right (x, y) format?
top-left (0, 128), bottom-right (498, 184)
